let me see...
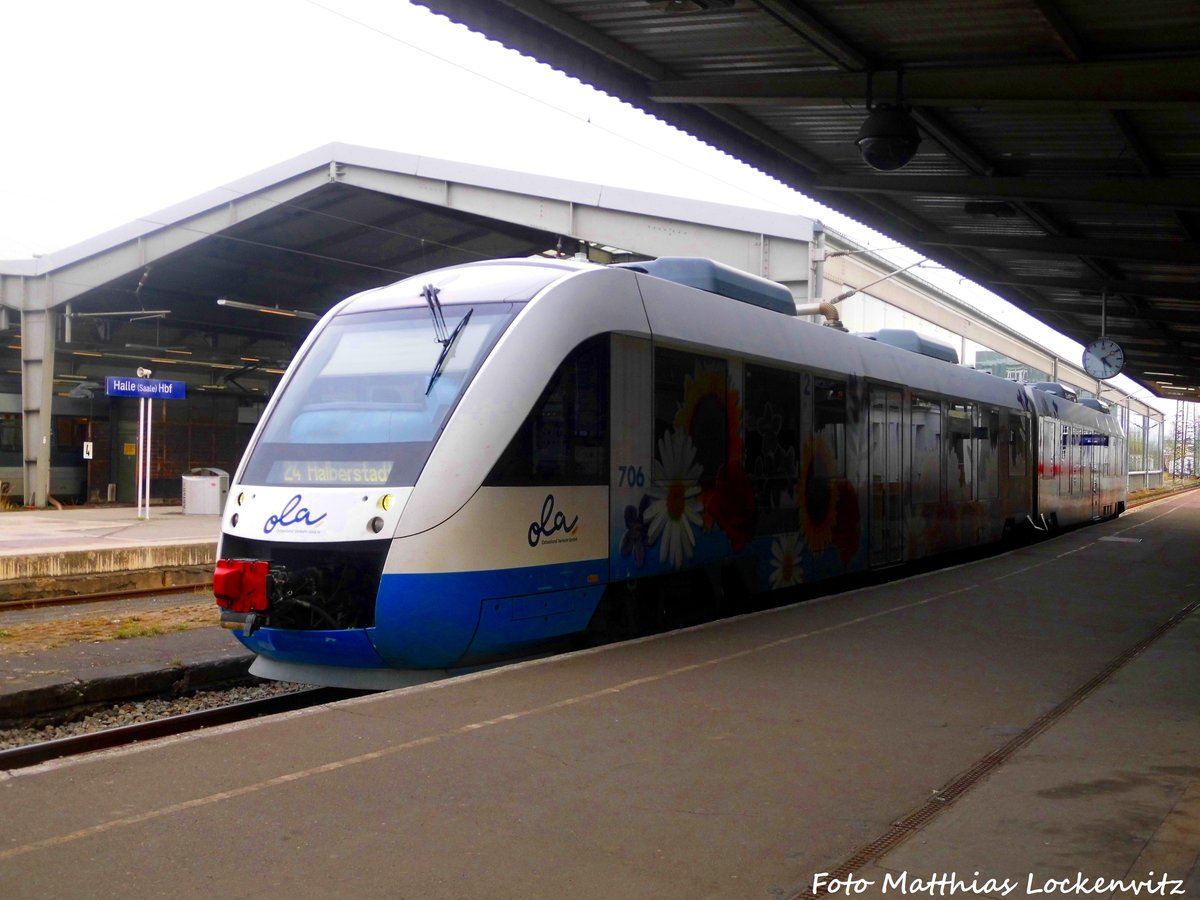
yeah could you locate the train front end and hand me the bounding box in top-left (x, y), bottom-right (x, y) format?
top-left (212, 261), bottom-right (578, 689)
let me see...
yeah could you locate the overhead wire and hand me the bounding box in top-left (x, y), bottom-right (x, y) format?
top-left (302, 0), bottom-right (804, 214)
top-left (4, 0), bottom-right (814, 362)
top-left (5, 0), bottom-right (809, 299)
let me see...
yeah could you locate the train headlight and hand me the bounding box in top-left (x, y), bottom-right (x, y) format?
top-left (236, 492), bottom-right (245, 506)
top-left (378, 494), bottom-right (394, 512)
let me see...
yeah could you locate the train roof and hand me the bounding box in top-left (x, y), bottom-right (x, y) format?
top-left (334, 258), bottom-right (587, 315)
top-left (857, 329), bottom-right (959, 364)
top-left (321, 258), bottom-right (1120, 432)
top-left (613, 257), bottom-right (796, 315)
top-left (1025, 384), bottom-right (1122, 431)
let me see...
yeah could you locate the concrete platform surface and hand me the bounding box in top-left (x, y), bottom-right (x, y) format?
top-left (0, 505), bottom-right (220, 588)
top-left (0, 504), bottom-right (220, 556)
top-left (0, 493), bottom-right (1197, 899)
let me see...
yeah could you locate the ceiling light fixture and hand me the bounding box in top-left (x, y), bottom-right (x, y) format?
top-left (217, 298), bottom-right (319, 320)
top-left (124, 343), bottom-right (192, 355)
top-left (72, 309), bottom-right (172, 318)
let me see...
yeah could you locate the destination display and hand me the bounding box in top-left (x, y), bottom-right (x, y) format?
top-left (1062, 433), bottom-right (1111, 447)
top-left (269, 460), bottom-right (395, 485)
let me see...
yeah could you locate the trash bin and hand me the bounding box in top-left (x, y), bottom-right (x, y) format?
top-left (182, 467), bottom-right (230, 515)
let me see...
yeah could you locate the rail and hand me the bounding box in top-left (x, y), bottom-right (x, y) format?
top-left (0, 687), bottom-right (362, 772)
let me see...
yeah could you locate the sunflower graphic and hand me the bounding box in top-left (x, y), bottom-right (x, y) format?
top-left (673, 367), bottom-right (743, 477)
top-left (671, 366), bottom-right (756, 545)
top-left (799, 437), bottom-right (839, 553)
top-left (769, 532), bottom-right (805, 589)
top-left (645, 429), bottom-right (704, 569)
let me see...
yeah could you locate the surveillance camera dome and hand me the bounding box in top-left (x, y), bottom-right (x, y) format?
top-left (856, 104), bottom-right (921, 171)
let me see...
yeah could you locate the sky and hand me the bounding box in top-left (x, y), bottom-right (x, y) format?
top-left (0, 0), bottom-right (1164, 413)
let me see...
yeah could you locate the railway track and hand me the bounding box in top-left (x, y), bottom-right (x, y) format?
top-left (0, 580), bottom-right (210, 613)
top-left (0, 686), bottom-right (364, 772)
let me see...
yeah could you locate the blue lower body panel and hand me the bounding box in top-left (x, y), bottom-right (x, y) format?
top-left (235, 559), bottom-right (608, 671)
top-left (236, 625), bottom-right (387, 669)
top-left (371, 560), bottom-right (608, 668)
top-left (469, 586), bottom-right (604, 660)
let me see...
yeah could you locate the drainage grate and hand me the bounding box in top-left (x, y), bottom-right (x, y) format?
top-left (793, 600), bottom-right (1198, 899)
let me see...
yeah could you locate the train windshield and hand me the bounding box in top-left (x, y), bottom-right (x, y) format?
top-left (242, 302), bottom-right (520, 487)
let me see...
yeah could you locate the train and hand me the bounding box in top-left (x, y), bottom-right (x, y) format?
top-left (0, 399), bottom-right (89, 506)
top-left (213, 256), bottom-right (1127, 689)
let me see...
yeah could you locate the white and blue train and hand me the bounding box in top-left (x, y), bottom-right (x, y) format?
top-left (214, 256), bottom-right (1127, 688)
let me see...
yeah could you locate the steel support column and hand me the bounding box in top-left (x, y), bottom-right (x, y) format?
top-left (20, 302), bottom-right (56, 508)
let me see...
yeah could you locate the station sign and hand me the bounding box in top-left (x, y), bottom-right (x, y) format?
top-left (105, 376), bottom-right (187, 400)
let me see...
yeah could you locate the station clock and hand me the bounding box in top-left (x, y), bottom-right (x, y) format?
top-left (1082, 336), bottom-right (1125, 380)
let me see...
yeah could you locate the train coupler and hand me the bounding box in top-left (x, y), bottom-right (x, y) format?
top-left (219, 609), bottom-right (265, 636)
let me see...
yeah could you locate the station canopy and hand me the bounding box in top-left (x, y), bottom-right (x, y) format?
top-left (0, 144), bottom-right (815, 401)
top-left (413, 0), bottom-right (1200, 401)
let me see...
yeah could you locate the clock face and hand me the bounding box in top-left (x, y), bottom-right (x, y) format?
top-left (1082, 337), bottom-right (1125, 379)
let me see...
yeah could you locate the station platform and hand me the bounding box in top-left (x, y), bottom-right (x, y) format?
top-left (0, 504), bottom-right (219, 599)
top-left (0, 504), bottom-right (230, 712)
top-left (1, 491), bottom-right (1197, 898)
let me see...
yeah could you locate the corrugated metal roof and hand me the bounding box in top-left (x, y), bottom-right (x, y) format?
top-left (0, 143), bottom-right (819, 399)
top-left (415, 0), bottom-right (1200, 400)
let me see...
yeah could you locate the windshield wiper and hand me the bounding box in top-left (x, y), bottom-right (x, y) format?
top-left (426, 307), bottom-right (473, 395)
top-left (422, 283), bottom-right (449, 343)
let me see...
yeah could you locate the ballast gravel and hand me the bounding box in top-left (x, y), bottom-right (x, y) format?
top-left (0, 679), bottom-right (307, 750)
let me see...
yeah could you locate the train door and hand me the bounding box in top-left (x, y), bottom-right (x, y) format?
top-left (609, 334), bottom-right (652, 584)
top-left (1085, 436), bottom-right (1101, 519)
top-left (868, 386), bottom-right (903, 565)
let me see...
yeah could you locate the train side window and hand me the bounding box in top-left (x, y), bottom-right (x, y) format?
top-left (652, 347), bottom-right (727, 484)
top-left (1063, 424), bottom-right (1076, 493)
top-left (54, 416), bottom-right (87, 452)
top-left (1062, 427), bottom-right (1072, 493)
top-left (946, 401), bottom-right (975, 502)
top-left (745, 364), bottom-right (801, 533)
top-left (1009, 412), bottom-right (1029, 478)
top-left (1068, 426), bottom-right (1082, 494)
top-left (977, 407), bottom-right (999, 500)
top-left (0, 415), bottom-right (19, 454)
top-left (486, 334), bottom-right (609, 486)
top-left (1041, 419), bottom-right (1057, 481)
top-left (911, 395), bottom-right (941, 503)
top-left (812, 377), bottom-right (846, 477)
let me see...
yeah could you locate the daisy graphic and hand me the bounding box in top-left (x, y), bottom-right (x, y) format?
top-left (770, 532), bottom-right (805, 589)
top-left (645, 429), bottom-right (704, 569)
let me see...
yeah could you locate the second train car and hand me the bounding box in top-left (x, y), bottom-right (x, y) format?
top-left (214, 257), bottom-right (1126, 688)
